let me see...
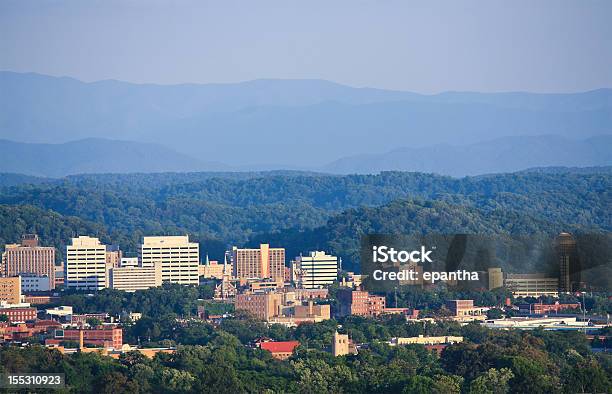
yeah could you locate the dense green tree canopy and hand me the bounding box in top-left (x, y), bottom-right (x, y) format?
top-left (0, 171), bottom-right (609, 271)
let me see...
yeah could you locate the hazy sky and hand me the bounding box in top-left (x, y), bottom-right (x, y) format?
top-left (1, 1), bottom-right (611, 93)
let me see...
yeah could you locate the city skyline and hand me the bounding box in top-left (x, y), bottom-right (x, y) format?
top-left (0, 2), bottom-right (610, 391)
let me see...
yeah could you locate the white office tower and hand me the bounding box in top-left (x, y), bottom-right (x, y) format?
top-left (139, 236), bottom-right (199, 285)
top-left (294, 251), bottom-right (338, 289)
top-left (110, 262), bottom-right (162, 292)
top-left (66, 236), bottom-right (108, 290)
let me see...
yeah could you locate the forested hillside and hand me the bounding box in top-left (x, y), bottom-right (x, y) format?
top-left (0, 173), bottom-right (52, 187)
top-left (0, 205), bottom-right (109, 257)
top-left (0, 171), bottom-right (609, 270)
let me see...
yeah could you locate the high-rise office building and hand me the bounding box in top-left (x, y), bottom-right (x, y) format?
top-left (139, 236), bottom-right (199, 285)
top-left (66, 236), bottom-right (108, 291)
top-left (232, 244), bottom-right (285, 281)
top-left (292, 251), bottom-right (338, 289)
top-left (2, 234), bottom-right (56, 289)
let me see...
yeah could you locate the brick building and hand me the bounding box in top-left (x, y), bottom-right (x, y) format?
top-left (0, 307), bottom-right (37, 323)
top-left (54, 327), bottom-right (123, 349)
top-left (235, 292), bottom-right (330, 325)
top-left (337, 289), bottom-right (386, 317)
top-left (517, 301), bottom-right (581, 314)
top-left (235, 292), bottom-right (284, 321)
top-left (445, 300), bottom-right (482, 317)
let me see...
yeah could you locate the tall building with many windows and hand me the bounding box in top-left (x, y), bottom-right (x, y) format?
top-left (139, 236), bottom-right (199, 285)
top-left (232, 244), bottom-right (285, 281)
top-left (65, 236), bottom-right (108, 291)
top-left (505, 273), bottom-right (559, 298)
top-left (292, 251), bottom-right (338, 289)
top-left (2, 234), bottom-right (56, 289)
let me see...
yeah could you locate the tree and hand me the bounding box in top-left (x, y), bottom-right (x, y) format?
top-left (432, 374), bottom-right (463, 394)
top-left (563, 352), bottom-right (612, 394)
top-left (160, 369), bottom-right (196, 393)
top-left (461, 322), bottom-right (489, 344)
top-left (468, 368), bottom-right (514, 394)
top-left (486, 308), bottom-right (504, 320)
top-left (96, 371), bottom-right (136, 394)
top-left (403, 376), bottom-right (435, 394)
top-left (293, 358), bottom-right (357, 394)
top-left (440, 343), bottom-right (491, 381)
top-left (119, 351), bottom-right (148, 368)
top-left (506, 356), bottom-right (559, 394)
top-left (129, 364), bottom-right (154, 393)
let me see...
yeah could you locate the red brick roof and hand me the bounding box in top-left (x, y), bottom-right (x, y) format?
top-left (33, 320), bottom-right (62, 327)
top-left (260, 341), bottom-right (300, 354)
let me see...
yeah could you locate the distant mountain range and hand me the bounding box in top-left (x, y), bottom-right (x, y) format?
top-left (1, 71), bottom-right (611, 171)
top-left (0, 138), bottom-right (227, 177)
top-left (324, 135), bottom-right (612, 176)
top-left (0, 135), bottom-right (610, 177)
